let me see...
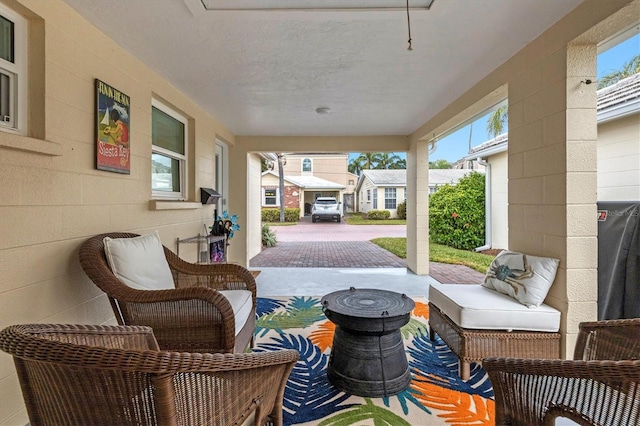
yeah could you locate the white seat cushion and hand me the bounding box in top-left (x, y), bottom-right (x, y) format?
top-left (219, 290), bottom-right (253, 335)
top-left (429, 282), bottom-right (560, 332)
top-left (103, 231), bottom-right (174, 291)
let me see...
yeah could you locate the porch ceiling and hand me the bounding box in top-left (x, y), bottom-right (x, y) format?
top-left (63, 0), bottom-right (584, 137)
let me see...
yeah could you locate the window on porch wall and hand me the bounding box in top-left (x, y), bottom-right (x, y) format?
top-left (151, 100), bottom-right (187, 200)
top-left (385, 188), bottom-right (396, 209)
top-left (0, 5), bottom-right (26, 134)
top-left (373, 189), bottom-right (377, 209)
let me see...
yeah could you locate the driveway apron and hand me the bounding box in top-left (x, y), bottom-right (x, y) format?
top-left (249, 218), bottom-right (486, 284)
top-left (249, 218), bottom-right (406, 268)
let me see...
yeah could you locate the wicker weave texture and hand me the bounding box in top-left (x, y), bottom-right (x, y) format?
top-left (484, 318), bottom-right (640, 426)
top-left (79, 232), bottom-right (257, 353)
top-left (428, 302), bottom-right (560, 380)
top-left (0, 324), bottom-right (298, 426)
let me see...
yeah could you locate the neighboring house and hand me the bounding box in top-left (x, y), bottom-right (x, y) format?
top-left (262, 153), bottom-right (357, 214)
top-left (466, 72), bottom-right (640, 250)
top-left (355, 169), bottom-right (477, 218)
top-left (451, 158), bottom-right (486, 172)
top-left (261, 171), bottom-right (346, 216)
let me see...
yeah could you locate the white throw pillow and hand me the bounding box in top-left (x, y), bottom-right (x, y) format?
top-left (482, 250), bottom-right (559, 308)
top-left (103, 231), bottom-right (175, 291)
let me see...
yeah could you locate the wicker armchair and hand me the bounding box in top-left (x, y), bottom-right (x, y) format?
top-left (0, 324), bottom-right (298, 426)
top-left (79, 232), bottom-right (257, 353)
top-left (484, 318), bottom-right (640, 426)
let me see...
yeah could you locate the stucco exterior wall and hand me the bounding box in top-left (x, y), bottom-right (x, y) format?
top-left (0, 2), bottom-right (238, 423)
top-left (280, 153), bottom-right (350, 187)
top-left (597, 113), bottom-right (640, 201)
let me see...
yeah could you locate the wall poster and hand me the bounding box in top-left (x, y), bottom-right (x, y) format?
top-left (95, 79), bottom-right (130, 174)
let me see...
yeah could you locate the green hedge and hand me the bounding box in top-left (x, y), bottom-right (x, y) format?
top-left (429, 172), bottom-right (485, 250)
top-left (396, 201), bottom-right (406, 219)
top-left (261, 208), bottom-right (300, 222)
top-left (367, 210), bottom-right (391, 220)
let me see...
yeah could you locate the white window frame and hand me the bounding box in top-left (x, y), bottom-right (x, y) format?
top-left (263, 188), bottom-right (279, 206)
top-left (0, 4), bottom-right (27, 135)
top-left (302, 158), bottom-right (312, 172)
top-left (384, 187), bottom-right (397, 209)
top-left (367, 189), bottom-right (371, 202)
top-left (372, 188), bottom-right (378, 209)
top-left (151, 99), bottom-right (188, 200)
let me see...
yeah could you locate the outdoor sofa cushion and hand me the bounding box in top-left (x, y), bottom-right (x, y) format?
top-left (429, 282), bottom-right (560, 332)
top-left (219, 290), bottom-right (253, 334)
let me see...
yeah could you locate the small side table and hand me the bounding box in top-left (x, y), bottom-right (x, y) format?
top-left (176, 234), bottom-right (226, 264)
top-left (321, 287), bottom-right (415, 397)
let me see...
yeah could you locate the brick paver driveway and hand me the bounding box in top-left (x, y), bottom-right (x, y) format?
top-left (249, 217), bottom-right (486, 284)
top-left (249, 217), bottom-right (407, 268)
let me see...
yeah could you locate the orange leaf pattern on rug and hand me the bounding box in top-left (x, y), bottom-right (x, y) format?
top-left (309, 319), bottom-right (335, 352)
top-left (411, 374), bottom-right (494, 425)
top-left (412, 300), bottom-right (429, 319)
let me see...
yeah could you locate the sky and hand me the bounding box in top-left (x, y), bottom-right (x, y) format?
top-left (350, 32), bottom-right (640, 164)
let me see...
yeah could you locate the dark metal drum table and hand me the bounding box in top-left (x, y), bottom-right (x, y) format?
top-left (321, 287), bottom-right (415, 397)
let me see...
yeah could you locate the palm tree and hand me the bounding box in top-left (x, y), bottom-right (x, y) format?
top-left (357, 152), bottom-right (381, 170)
top-left (598, 54), bottom-right (640, 89)
top-left (389, 158), bottom-right (406, 169)
top-left (486, 105), bottom-right (508, 139)
top-left (277, 153), bottom-right (286, 222)
top-left (376, 152), bottom-right (401, 169)
top-left (348, 156), bottom-right (365, 175)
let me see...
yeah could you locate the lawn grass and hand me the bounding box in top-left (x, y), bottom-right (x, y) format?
top-left (263, 222), bottom-right (298, 226)
top-left (344, 213), bottom-right (406, 226)
top-left (370, 237), bottom-right (494, 273)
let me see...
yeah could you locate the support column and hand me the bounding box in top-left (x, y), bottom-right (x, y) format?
top-left (508, 43), bottom-right (598, 357)
top-left (406, 138), bottom-right (431, 275)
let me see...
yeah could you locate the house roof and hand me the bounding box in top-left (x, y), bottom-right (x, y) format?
top-left (597, 72), bottom-right (640, 123)
top-left (262, 171), bottom-right (345, 190)
top-left (355, 169), bottom-right (477, 192)
top-left (361, 170), bottom-right (407, 186)
top-left (466, 72), bottom-right (640, 159)
top-left (285, 176), bottom-right (346, 189)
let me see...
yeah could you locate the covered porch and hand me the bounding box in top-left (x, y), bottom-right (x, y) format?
top-left (1, 0), bottom-right (639, 424)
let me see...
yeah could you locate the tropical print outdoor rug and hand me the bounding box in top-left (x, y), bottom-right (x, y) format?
top-left (254, 296), bottom-right (495, 426)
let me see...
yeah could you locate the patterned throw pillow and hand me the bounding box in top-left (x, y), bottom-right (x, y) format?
top-left (482, 250), bottom-right (560, 308)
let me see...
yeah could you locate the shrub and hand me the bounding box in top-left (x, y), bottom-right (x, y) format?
top-left (261, 224), bottom-right (277, 247)
top-left (261, 208), bottom-right (300, 223)
top-left (429, 171), bottom-right (485, 250)
top-left (284, 208), bottom-right (300, 222)
top-left (367, 210), bottom-right (391, 220)
top-left (396, 201), bottom-right (406, 219)
top-left (262, 208), bottom-right (279, 222)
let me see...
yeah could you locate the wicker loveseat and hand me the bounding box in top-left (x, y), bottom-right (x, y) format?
top-left (484, 318), bottom-right (640, 426)
top-left (0, 324), bottom-right (298, 426)
top-left (79, 232), bottom-right (257, 354)
top-left (428, 282), bottom-right (561, 380)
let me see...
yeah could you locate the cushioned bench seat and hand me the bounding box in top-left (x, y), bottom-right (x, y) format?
top-left (429, 282), bottom-right (561, 380)
top-left (429, 282), bottom-right (560, 332)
